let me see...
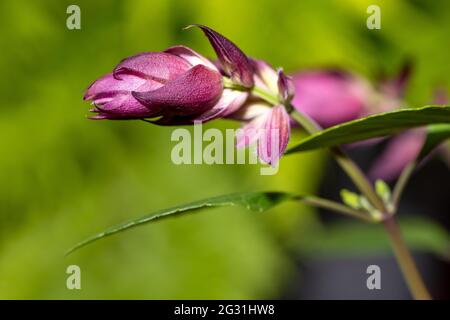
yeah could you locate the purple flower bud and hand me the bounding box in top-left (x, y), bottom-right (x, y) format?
top-left (186, 24), bottom-right (254, 88)
top-left (291, 70), bottom-right (372, 128)
top-left (277, 69), bottom-right (295, 103)
top-left (84, 47), bottom-right (226, 121)
top-left (236, 104), bottom-right (291, 165)
top-left (131, 64), bottom-right (223, 116)
top-left (152, 89), bottom-right (248, 125)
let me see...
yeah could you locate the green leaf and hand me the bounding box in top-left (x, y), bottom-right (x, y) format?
top-left (287, 106), bottom-right (450, 154)
top-left (300, 217), bottom-right (450, 258)
top-left (418, 123), bottom-right (450, 161)
top-left (66, 192), bottom-right (296, 255)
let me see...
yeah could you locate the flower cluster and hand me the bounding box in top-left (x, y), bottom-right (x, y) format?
top-left (84, 25), bottom-right (292, 165)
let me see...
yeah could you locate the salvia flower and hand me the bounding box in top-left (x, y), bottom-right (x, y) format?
top-left (84, 25), bottom-right (294, 165)
top-left (84, 26), bottom-right (252, 124)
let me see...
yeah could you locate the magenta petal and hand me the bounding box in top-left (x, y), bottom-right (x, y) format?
top-left (113, 52), bottom-right (191, 82)
top-left (227, 102), bottom-right (271, 121)
top-left (277, 69), bottom-right (295, 103)
top-left (236, 113), bottom-right (266, 149)
top-left (132, 64), bottom-right (223, 116)
top-left (187, 24), bottom-right (254, 88)
top-left (84, 73), bottom-right (164, 118)
top-left (252, 59), bottom-right (278, 93)
top-left (258, 105), bottom-right (291, 165)
top-left (194, 89), bottom-right (248, 122)
top-left (84, 73), bottom-right (153, 100)
top-left (368, 129), bottom-right (426, 181)
top-left (292, 70), bottom-right (368, 128)
top-left (151, 89), bottom-right (248, 125)
top-left (164, 45), bottom-right (217, 70)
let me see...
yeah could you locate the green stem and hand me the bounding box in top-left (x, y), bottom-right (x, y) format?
top-left (383, 217), bottom-right (432, 300)
top-left (289, 107), bottom-right (321, 134)
top-left (299, 196), bottom-right (375, 222)
top-left (223, 78), bottom-right (280, 106)
top-left (332, 149), bottom-right (386, 212)
top-left (251, 86), bottom-right (280, 106)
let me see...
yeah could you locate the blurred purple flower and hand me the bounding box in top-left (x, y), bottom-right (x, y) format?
top-left (84, 26), bottom-right (252, 123)
top-left (368, 129), bottom-right (426, 181)
top-left (290, 62), bottom-right (447, 181)
top-left (368, 89), bottom-right (448, 181)
top-left (291, 70), bottom-right (373, 128)
top-left (366, 65), bottom-right (450, 181)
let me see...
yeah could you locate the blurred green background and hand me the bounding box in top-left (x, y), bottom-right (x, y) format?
top-left (0, 0), bottom-right (449, 299)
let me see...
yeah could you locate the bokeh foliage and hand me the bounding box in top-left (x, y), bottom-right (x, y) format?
top-left (0, 0), bottom-right (449, 299)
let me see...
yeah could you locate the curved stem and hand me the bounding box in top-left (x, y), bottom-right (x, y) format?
top-left (383, 217), bottom-right (432, 300)
top-left (392, 161), bottom-right (416, 210)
